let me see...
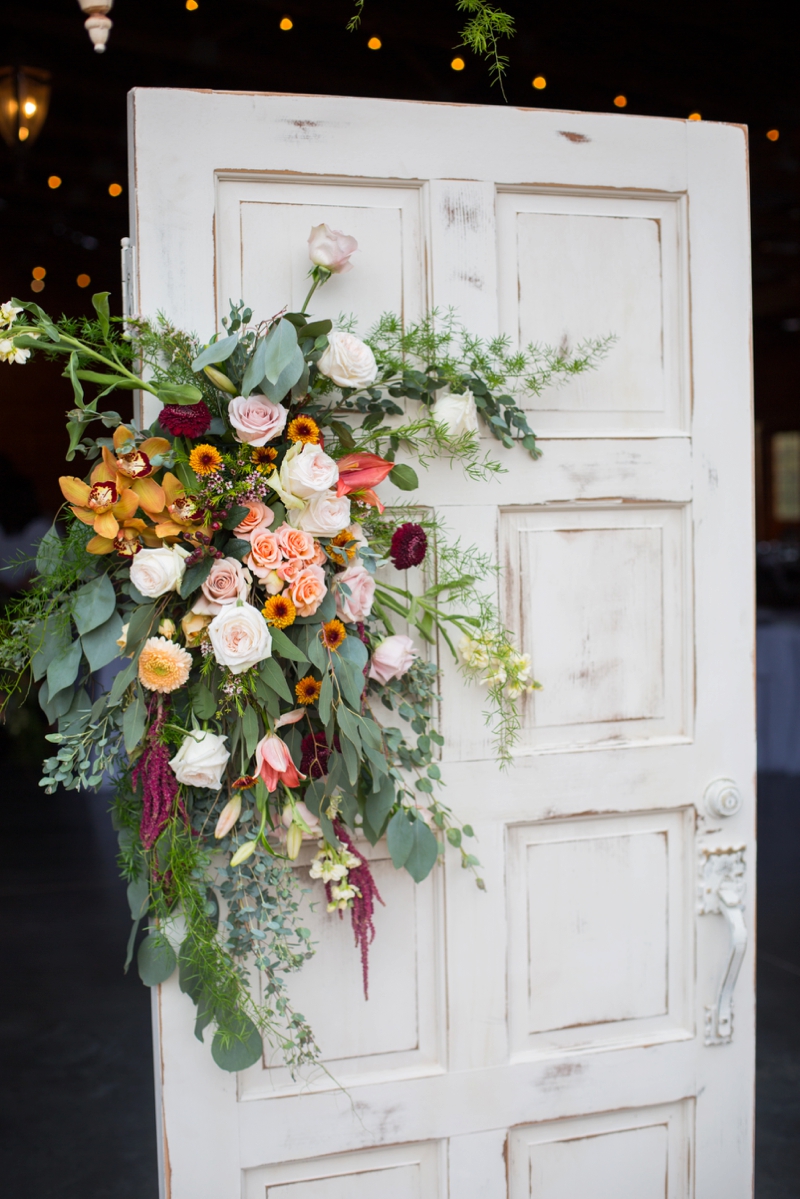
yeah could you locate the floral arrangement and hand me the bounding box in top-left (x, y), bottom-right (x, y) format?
top-left (0, 225), bottom-right (609, 1073)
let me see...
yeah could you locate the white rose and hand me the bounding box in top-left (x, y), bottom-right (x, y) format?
top-left (289, 490), bottom-right (351, 537)
top-left (129, 544), bottom-right (190, 598)
top-left (316, 331), bottom-right (377, 389)
top-left (208, 601), bottom-right (273, 675)
top-left (431, 388), bottom-right (479, 437)
top-left (307, 224), bottom-right (358, 273)
top-left (169, 730), bottom-right (230, 790)
top-left (368, 634), bottom-right (418, 684)
top-left (281, 442), bottom-right (339, 500)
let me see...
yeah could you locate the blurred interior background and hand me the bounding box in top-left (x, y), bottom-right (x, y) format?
top-left (1, 2), bottom-right (798, 1195)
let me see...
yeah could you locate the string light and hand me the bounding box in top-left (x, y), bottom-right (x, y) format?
top-left (32, 266), bottom-right (46, 280)
top-left (47, 175), bottom-right (62, 189)
top-left (108, 182), bottom-right (123, 197)
top-left (18, 127), bottom-right (29, 142)
top-left (77, 274), bottom-right (91, 289)
top-left (451, 57), bottom-right (465, 71)
top-left (367, 36), bottom-right (382, 49)
top-left (185, 0), bottom-right (198, 9)
top-left (688, 112), bottom-right (701, 121)
top-left (614, 95), bottom-right (627, 108)
top-left (280, 17), bottom-right (293, 30)
top-left (31, 278), bottom-right (44, 293)
top-left (532, 76), bottom-right (546, 90)
top-left (767, 129), bottom-right (780, 142)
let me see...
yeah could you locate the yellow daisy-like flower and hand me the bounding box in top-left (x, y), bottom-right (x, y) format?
top-left (262, 593), bottom-right (297, 629)
top-left (327, 527), bottom-right (359, 567)
top-left (287, 415), bottom-right (321, 445)
top-left (189, 444), bottom-right (223, 476)
top-left (320, 618), bottom-right (346, 651)
top-left (295, 675), bottom-right (322, 705)
top-left (138, 636), bottom-right (192, 694)
top-left (250, 446), bottom-right (277, 473)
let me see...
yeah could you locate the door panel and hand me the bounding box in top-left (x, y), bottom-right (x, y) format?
top-left (129, 90), bottom-right (754, 1199)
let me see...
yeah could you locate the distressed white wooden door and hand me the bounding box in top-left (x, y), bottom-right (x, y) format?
top-left (128, 90), bottom-right (755, 1199)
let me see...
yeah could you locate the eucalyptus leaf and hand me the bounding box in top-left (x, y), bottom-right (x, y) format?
top-left (404, 818), bottom-right (439, 882)
top-left (259, 657), bottom-right (292, 703)
top-left (241, 337), bottom-right (267, 397)
top-left (211, 1014), bottom-right (263, 1072)
top-left (39, 679), bottom-right (75, 724)
top-left (262, 318), bottom-right (299, 384)
top-left (269, 626), bottom-right (309, 664)
top-left (318, 672), bottom-right (333, 725)
top-left (339, 733), bottom-right (359, 784)
top-left (137, 933), bottom-right (177, 986)
top-left (338, 635), bottom-right (369, 671)
top-left (191, 334), bottom-right (239, 371)
top-left (389, 463), bottom-right (419, 491)
top-left (260, 347), bottom-right (305, 403)
top-left (127, 877), bottom-right (150, 921)
top-left (123, 688), bottom-right (147, 753)
top-left (124, 604), bottom-right (156, 652)
top-left (307, 632), bottom-right (327, 672)
top-left (109, 654), bottom-right (139, 703)
top-left (191, 682), bottom-right (217, 720)
top-left (387, 810), bottom-right (414, 869)
top-left (35, 524), bottom-right (61, 576)
top-left (73, 574), bottom-right (117, 636)
top-left (242, 704), bottom-right (259, 759)
top-left (81, 610), bottom-right (123, 672)
top-left (365, 776), bottom-right (396, 840)
top-left (333, 656), bottom-right (365, 710)
top-left (30, 619), bottom-right (70, 682)
top-left (47, 639), bottom-right (82, 696)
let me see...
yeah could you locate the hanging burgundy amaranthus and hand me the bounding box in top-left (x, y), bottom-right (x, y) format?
top-left (329, 822), bottom-right (385, 999)
top-left (132, 697), bottom-right (180, 849)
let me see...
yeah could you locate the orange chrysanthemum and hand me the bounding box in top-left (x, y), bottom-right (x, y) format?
top-left (287, 415), bottom-right (321, 445)
top-left (138, 636), bottom-right (192, 694)
top-left (320, 619), bottom-right (346, 651)
top-left (251, 446), bottom-right (277, 473)
top-left (189, 444), bottom-right (223, 476)
top-left (262, 593), bottom-right (297, 629)
top-left (295, 676), bottom-right (322, 705)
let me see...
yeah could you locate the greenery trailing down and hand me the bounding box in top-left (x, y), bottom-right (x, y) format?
top-left (347, 0), bottom-right (516, 96)
top-left (0, 229), bottom-right (609, 1074)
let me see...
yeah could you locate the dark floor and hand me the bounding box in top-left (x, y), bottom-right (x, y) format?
top-left (0, 766), bottom-right (798, 1196)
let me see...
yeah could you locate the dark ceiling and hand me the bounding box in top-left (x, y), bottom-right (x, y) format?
top-left (1, 0), bottom-right (798, 522)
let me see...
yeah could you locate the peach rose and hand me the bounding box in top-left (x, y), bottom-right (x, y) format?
top-left (288, 564), bottom-right (327, 617)
top-left (275, 523), bottom-right (315, 561)
top-left (228, 394), bottom-right (288, 446)
top-left (335, 562), bottom-right (376, 623)
top-left (192, 556), bottom-right (252, 616)
top-left (277, 556), bottom-right (307, 584)
top-left (245, 530), bottom-right (282, 579)
top-left (234, 500), bottom-right (274, 540)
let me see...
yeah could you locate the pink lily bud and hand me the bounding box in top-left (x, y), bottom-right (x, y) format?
top-left (214, 794), bottom-right (242, 839)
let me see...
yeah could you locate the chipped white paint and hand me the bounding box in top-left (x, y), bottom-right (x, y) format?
top-left (129, 90), bottom-right (755, 1198)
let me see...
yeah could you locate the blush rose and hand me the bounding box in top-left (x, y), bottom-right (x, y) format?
top-left (369, 634), bottom-right (418, 684)
top-left (335, 562), bottom-right (376, 623)
top-left (192, 556), bottom-right (252, 616)
top-left (228, 394), bottom-right (288, 446)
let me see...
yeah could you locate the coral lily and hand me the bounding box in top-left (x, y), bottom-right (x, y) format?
top-left (255, 733), bottom-right (306, 792)
top-left (335, 452), bottom-right (394, 512)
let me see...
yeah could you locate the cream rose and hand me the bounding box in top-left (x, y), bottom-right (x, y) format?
top-left (316, 331), bottom-right (377, 389)
top-left (290, 490), bottom-right (351, 537)
top-left (192, 556), bottom-right (252, 615)
top-left (335, 562), bottom-right (376, 623)
top-left (288, 564), bottom-right (327, 617)
top-left (369, 634), bottom-right (417, 684)
top-left (245, 530), bottom-right (283, 579)
top-left (273, 443), bottom-right (338, 512)
top-left (308, 223), bottom-right (358, 273)
top-left (129, 544), bottom-right (189, 598)
top-left (228, 394), bottom-right (288, 446)
top-left (169, 730), bottom-right (230, 790)
top-left (431, 388), bottom-right (479, 437)
top-left (233, 500), bottom-right (274, 539)
top-left (208, 602), bottom-right (273, 674)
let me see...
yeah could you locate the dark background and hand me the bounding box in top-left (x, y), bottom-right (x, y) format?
top-left (1, 2), bottom-right (799, 1195)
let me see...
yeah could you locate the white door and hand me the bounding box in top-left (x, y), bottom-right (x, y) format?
top-left (128, 90), bottom-right (755, 1198)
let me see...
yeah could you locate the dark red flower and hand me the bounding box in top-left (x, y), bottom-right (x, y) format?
top-left (390, 522), bottom-right (428, 570)
top-left (158, 401), bottom-right (212, 438)
top-left (300, 732), bottom-right (340, 778)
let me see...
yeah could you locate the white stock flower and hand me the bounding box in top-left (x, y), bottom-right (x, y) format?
top-left (169, 730), bottom-right (230, 790)
top-left (0, 338), bottom-right (31, 365)
top-left (431, 389), bottom-right (479, 437)
top-left (316, 331), bottom-right (377, 389)
top-left (129, 544), bottom-right (189, 598)
top-left (208, 601), bottom-right (272, 675)
top-left (289, 490), bottom-right (351, 537)
top-left (0, 302), bottom-right (23, 329)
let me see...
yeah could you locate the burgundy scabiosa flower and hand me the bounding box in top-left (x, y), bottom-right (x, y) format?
top-left (158, 401), bottom-right (212, 438)
top-left (389, 522), bottom-right (428, 570)
top-left (300, 732), bottom-right (340, 779)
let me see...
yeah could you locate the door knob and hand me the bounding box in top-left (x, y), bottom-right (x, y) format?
top-left (704, 777), bottom-right (742, 818)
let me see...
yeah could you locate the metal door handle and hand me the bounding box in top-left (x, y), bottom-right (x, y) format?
top-left (697, 847), bottom-right (747, 1045)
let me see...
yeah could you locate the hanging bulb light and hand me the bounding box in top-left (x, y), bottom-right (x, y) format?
top-left (77, 0), bottom-right (114, 53)
top-left (0, 67), bottom-right (52, 148)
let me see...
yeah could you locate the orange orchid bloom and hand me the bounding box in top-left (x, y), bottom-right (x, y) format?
top-left (59, 474), bottom-right (141, 543)
top-left (100, 445), bottom-right (165, 516)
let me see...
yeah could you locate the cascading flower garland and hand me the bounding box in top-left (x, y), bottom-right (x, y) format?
top-left (0, 224), bottom-right (612, 1073)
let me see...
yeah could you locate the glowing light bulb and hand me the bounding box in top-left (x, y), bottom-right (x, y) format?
top-left (77, 274), bottom-right (91, 289)
top-left (186, 0), bottom-right (198, 9)
top-left (451, 57), bottom-right (465, 71)
top-left (688, 112), bottom-right (701, 121)
top-left (108, 183), bottom-right (123, 197)
top-left (532, 76), bottom-right (546, 90)
top-left (18, 127), bottom-right (29, 142)
top-left (23, 100), bottom-right (37, 117)
top-left (767, 129), bottom-right (780, 142)
top-left (280, 17), bottom-right (293, 30)
top-left (47, 175), bottom-right (62, 189)
top-left (367, 36), bottom-right (382, 49)
top-left (614, 95), bottom-right (627, 108)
